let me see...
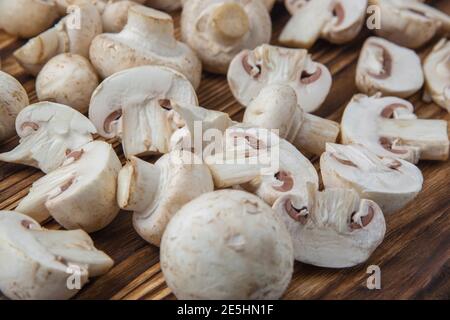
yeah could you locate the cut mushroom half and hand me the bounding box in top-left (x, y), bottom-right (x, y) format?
top-left (273, 185), bottom-right (386, 268)
top-left (0, 211), bottom-right (113, 300)
top-left (89, 66), bottom-right (198, 158)
top-left (356, 37), bottom-right (424, 98)
top-left (0, 102), bottom-right (96, 173)
top-left (341, 94), bottom-right (449, 164)
top-left (228, 44), bottom-right (332, 113)
top-left (16, 140), bottom-right (122, 231)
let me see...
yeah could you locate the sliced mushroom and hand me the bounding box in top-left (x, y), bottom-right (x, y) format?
top-left (273, 185), bottom-right (386, 268)
top-left (243, 84), bottom-right (340, 155)
top-left (181, 0), bottom-right (272, 74)
top-left (0, 210), bottom-right (113, 300)
top-left (16, 140), bottom-right (121, 231)
top-left (0, 102), bottom-right (96, 173)
top-left (341, 94), bottom-right (449, 163)
top-left (228, 44), bottom-right (332, 113)
top-left (89, 66), bottom-right (198, 158)
top-left (161, 189), bottom-right (294, 300)
top-left (0, 71), bottom-right (29, 142)
top-left (118, 150), bottom-right (214, 246)
top-left (423, 38), bottom-right (450, 112)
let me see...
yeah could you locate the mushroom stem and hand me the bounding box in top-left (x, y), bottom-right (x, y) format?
top-left (211, 2), bottom-right (250, 42)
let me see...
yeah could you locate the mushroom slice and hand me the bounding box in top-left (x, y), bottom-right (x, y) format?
top-left (161, 190), bottom-right (294, 300)
top-left (341, 94), bottom-right (449, 163)
top-left (90, 6), bottom-right (202, 89)
top-left (118, 150), bottom-right (214, 246)
top-left (356, 37), bottom-right (424, 98)
top-left (321, 143), bottom-right (423, 214)
top-left (423, 38), bottom-right (450, 112)
top-left (243, 84), bottom-right (340, 155)
top-left (16, 141), bottom-right (121, 231)
top-left (228, 44), bottom-right (332, 112)
top-left (181, 0), bottom-right (272, 74)
top-left (0, 71), bottom-right (29, 142)
top-left (0, 211), bottom-right (113, 300)
top-left (273, 185), bottom-right (386, 268)
top-left (89, 66), bottom-right (198, 158)
top-left (0, 102), bottom-right (96, 173)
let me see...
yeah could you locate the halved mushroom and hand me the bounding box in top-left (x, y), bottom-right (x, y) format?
top-left (273, 184), bottom-right (386, 268)
top-left (89, 66), bottom-right (198, 158)
top-left (0, 71), bottom-right (29, 142)
top-left (243, 84), bottom-right (340, 155)
top-left (356, 37), bottom-right (424, 98)
top-left (0, 102), bottom-right (96, 173)
top-left (423, 38), bottom-right (450, 112)
top-left (279, 0), bottom-right (368, 48)
top-left (341, 94), bottom-right (449, 163)
top-left (117, 150), bottom-right (214, 246)
top-left (228, 44), bottom-right (332, 112)
top-left (321, 143), bottom-right (423, 214)
top-left (90, 6), bottom-right (202, 88)
top-left (181, 0), bottom-right (272, 74)
top-left (161, 189), bottom-right (294, 300)
top-left (0, 210), bottom-right (113, 300)
top-left (16, 140), bottom-right (121, 231)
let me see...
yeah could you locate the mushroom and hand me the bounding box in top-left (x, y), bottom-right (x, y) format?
top-left (341, 94), bottom-right (449, 164)
top-left (147, 0), bottom-right (182, 11)
top-left (423, 38), bottom-right (450, 112)
top-left (243, 84), bottom-right (340, 156)
top-left (0, 71), bottom-right (29, 142)
top-left (13, 0), bottom-right (102, 76)
top-left (279, 0), bottom-right (368, 48)
top-left (101, 0), bottom-right (143, 33)
top-left (272, 184), bottom-right (386, 268)
top-left (181, 0), bottom-right (272, 74)
top-left (0, 210), bottom-right (113, 300)
top-left (369, 0), bottom-right (450, 49)
top-left (89, 6), bottom-right (202, 88)
top-left (160, 189), bottom-right (294, 300)
top-left (36, 53), bottom-right (99, 113)
top-left (16, 140), bottom-right (122, 231)
top-left (228, 44), bottom-right (332, 113)
top-left (320, 143), bottom-right (423, 214)
top-left (0, 102), bottom-right (96, 173)
top-left (89, 66), bottom-right (198, 158)
top-left (117, 150), bottom-right (214, 246)
top-left (356, 37), bottom-right (424, 98)
top-left (0, 0), bottom-right (60, 38)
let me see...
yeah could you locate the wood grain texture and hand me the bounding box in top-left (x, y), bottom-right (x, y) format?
top-left (0, 2), bottom-right (449, 300)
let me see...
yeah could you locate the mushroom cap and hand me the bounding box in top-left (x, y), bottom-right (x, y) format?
top-left (161, 189), bottom-right (294, 300)
top-left (321, 143), bottom-right (423, 214)
top-left (228, 44), bottom-right (332, 112)
top-left (0, 210), bottom-right (113, 300)
top-left (356, 37), bottom-right (424, 98)
top-left (0, 71), bottom-right (29, 142)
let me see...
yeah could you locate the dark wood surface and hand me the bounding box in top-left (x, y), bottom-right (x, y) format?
top-left (0, 1), bottom-right (449, 300)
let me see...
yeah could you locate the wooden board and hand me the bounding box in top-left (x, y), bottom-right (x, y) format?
top-left (0, 2), bottom-right (449, 300)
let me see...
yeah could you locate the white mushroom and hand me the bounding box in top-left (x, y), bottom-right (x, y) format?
top-left (89, 6), bottom-right (201, 88)
top-left (0, 211), bottom-right (113, 300)
top-left (0, 71), bottom-right (29, 142)
top-left (0, 102), bottom-right (96, 173)
top-left (16, 140), bottom-right (121, 231)
top-left (228, 44), bottom-right (332, 113)
top-left (423, 38), bottom-right (450, 112)
top-left (89, 66), bottom-right (198, 158)
top-left (321, 143), bottom-right (423, 214)
top-left (101, 0), bottom-right (143, 33)
top-left (356, 37), bottom-right (424, 98)
top-left (36, 53), bottom-right (99, 113)
top-left (117, 150), bottom-right (214, 246)
top-left (161, 189), bottom-right (294, 300)
top-left (341, 94), bottom-right (449, 164)
top-left (181, 0), bottom-right (272, 74)
top-left (273, 184), bottom-right (386, 268)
